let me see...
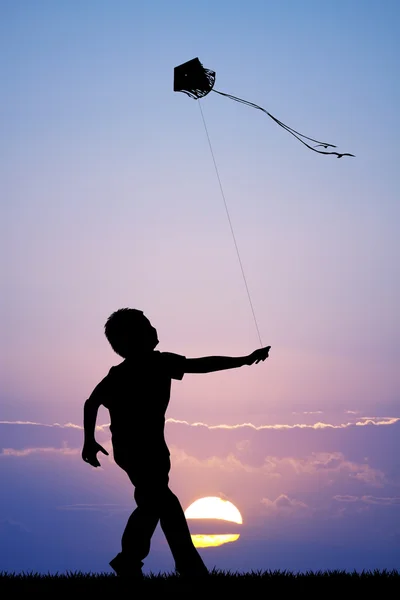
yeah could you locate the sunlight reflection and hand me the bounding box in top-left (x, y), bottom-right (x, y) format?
top-left (191, 534), bottom-right (240, 548)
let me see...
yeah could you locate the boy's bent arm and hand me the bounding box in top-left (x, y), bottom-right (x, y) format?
top-left (83, 395), bottom-right (101, 443)
top-left (82, 394), bottom-right (109, 467)
top-left (185, 346), bottom-right (270, 374)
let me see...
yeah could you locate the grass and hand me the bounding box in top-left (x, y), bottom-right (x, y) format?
top-left (1, 569), bottom-right (399, 595)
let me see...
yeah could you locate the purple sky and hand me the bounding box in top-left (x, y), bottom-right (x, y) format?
top-left (1, 0), bottom-right (399, 574)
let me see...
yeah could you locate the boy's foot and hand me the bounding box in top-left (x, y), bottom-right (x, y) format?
top-left (109, 553), bottom-right (144, 579)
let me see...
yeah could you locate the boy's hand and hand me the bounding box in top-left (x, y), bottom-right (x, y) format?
top-left (82, 440), bottom-right (109, 467)
top-left (246, 346), bottom-right (271, 365)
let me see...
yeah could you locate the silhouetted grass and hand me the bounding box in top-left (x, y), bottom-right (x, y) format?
top-left (1, 569), bottom-right (399, 595)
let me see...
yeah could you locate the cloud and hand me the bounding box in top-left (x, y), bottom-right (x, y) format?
top-left (165, 417), bottom-right (400, 480)
top-left (361, 496), bottom-right (400, 506)
top-left (261, 494), bottom-right (310, 515)
top-left (299, 452), bottom-right (385, 485)
top-left (2, 418), bottom-right (398, 482)
top-left (334, 495), bottom-right (400, 506)
top-left (292, 411), bottom-right (324, 415)
top-left (356, 417), bottom-right (400, 427)
top-left (333, 495), bottom-right (359, 503)
top-left (1, 415), bottom-right (398, 440)
top-left (171, 448), bottom-right (253, 473)
top-left (0, 417), bottom-right (399, 574)
top-left (1, 446), bottom-right (79, 457)
top-left (166, 416), bottom-right (400, 431)
top-left (170, 447), bottom-right (385, 486)
top-left (0, 421), bottom-right (92, 454)
top-left (0, 418), bottom-right (397, 522)
top-left (58, 503), bottom-right (127, 513)
top-left (1, 419), bottom-right (395, 487)
top-left (0, 420), bottom-right (57, 427)
top-left (0, 420), bottom-right (105, 431)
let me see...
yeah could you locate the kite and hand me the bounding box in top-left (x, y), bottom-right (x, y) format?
top-left (173, 57), bottom-right (355, 347)
top-left (174, 57), bottom-right (354, 158)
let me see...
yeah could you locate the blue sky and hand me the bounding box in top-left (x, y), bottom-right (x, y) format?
top-left (1, 0), bottom-right (399, 574)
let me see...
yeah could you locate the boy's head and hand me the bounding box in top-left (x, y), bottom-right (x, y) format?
top-left (104, 308), bottom-right (159, 358)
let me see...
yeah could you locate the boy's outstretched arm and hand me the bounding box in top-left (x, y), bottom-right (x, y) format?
top-left (185, 346), bottom-right (271, 374)
top-left (82, 394), bottom-right (109, 467)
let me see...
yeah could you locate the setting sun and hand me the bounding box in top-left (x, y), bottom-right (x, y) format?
top-left (185, 497), bottom-right (243, 548)
top-left (185, 497), bottom-right (243, 524)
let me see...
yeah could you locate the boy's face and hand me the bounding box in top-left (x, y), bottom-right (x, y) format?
top-left (140, 316), bottom-right (159, 350)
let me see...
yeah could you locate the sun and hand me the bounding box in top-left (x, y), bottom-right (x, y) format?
top-left (185, 496), bottom-right (243, 548)
top-left (185, 496), bottom-right (243, 524)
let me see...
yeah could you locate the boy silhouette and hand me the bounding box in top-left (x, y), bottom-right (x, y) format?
top-left (82, 308), bottom-right (270, 578)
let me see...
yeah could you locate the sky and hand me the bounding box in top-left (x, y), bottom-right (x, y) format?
top-left (1, 0), bottom-right (399, 574)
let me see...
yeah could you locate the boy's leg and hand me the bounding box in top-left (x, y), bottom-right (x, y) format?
top-left (110, 454), bottom-right (167, 576)
top-left (160, 488), bottom-right (208, 577)
top-left (110, 484), bottom-right (162, 575)
top-left (122, 487), bottom-right (161, 555)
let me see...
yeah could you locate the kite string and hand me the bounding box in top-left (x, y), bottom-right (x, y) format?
top-left (198, 99), bottom-right (263, 348)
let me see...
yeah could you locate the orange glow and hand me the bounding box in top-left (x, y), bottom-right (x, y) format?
top-left (191, 534), bottom-right (240, 548)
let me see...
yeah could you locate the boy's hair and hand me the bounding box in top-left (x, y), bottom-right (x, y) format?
top-left (104, 308), bottom-right (150, 358)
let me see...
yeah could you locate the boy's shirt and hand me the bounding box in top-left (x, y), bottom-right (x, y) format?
top-left (88, 351), bottom-right (186, 458)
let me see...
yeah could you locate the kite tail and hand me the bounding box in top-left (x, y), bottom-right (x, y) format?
top-left (212, 89), bottom-right (355, 158)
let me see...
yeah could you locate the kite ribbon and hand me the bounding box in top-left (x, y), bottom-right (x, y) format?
top-left (212, 89), bottom-right (355, 158)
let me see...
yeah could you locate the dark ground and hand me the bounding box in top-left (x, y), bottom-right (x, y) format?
top-left (0, 569), bottom-right (399, 596)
